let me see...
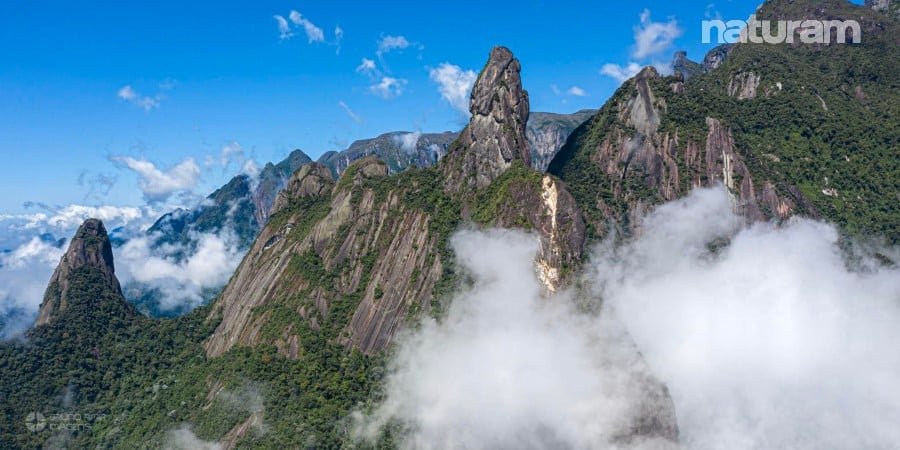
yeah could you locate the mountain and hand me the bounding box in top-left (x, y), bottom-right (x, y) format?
top-left (550, 0), bottom-right (899, 244)
top-left (34, 219), bottom-right (129, 326)
top-left (317, 131), bottom-right (458, 177)
top-left (0, 220), bottom-right (210, 447)
top-left (528, 109), bottom-right (597, 171)
top-left (4, 1), bottom-right (896, 447)
top-left (672, 50), bottom-right (705, 81)
top-left (147, 149), bottom-right (313, 251)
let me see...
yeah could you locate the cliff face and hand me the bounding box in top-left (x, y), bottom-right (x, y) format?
top-left (550, 0), bottom-right (898, 244)
top-left (444, 47), bottom-right (531, 191)
top-left (35, 219), bottom-right (126, 326)
top-left (527, 110), bottom-right (596, 171)
top-left (204, 47), bottom-right (591, 359)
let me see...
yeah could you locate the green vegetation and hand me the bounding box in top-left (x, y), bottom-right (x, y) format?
top-left (551, 1), bottom-right (899, 244)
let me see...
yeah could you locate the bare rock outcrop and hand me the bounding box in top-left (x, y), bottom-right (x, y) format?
top-left (271, 163), bottom-right (334, 215)
top-left (444, 46), bottom-right (530, 190)
top-left (728, 72), bottom-right (761, 99)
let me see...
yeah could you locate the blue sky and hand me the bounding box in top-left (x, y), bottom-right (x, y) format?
top-left (1, 0), bottom-right (805, 213)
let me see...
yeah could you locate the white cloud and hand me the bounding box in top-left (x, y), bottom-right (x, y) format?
top-left (333, 26), bottom-right (344, 53)
top-left (567, 86), bottom-right (588, 97)
top-left (600, 62), bottom-right (643, 82)
top-left (370, 77), bottom-right (406, 99)
top-left (632, 9), bottom-right (683, 59)
top-left (288, 10), bottom-right (324, 43)
top-left (218, 142), bottom-right (244, 168)
top-left (117, 85), bottom-right (161, 111)
top-left (376, 35), bottom-right (410, 56)
top-left (111, 156), bottom-right (201, 203)
top-left (550, 84), bottom-right (561, 96)
top-left (338, 101), bottom-right (363, 124)
top-left (354, 229), bottom-right (677, 449)
top-left (163, 425), bottom-right (221, 450)
top-left (600, 9), bottom-right (682, 84)
top-left (118, 228), bottom-right (244, 312)
top-left (0, 206), bottom-right (160, 338)
top-left (393, 132), bottom-right (421, 154)
top-left (273, 15), bottom-right (292, 40)
top-left (592, 187), bottom-right (900, 450)
top-left (356, 58), bottom-right (376, 74)
top-left (428, 63), bottom-right (477, 116)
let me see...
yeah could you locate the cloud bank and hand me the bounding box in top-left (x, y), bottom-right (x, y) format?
top-left (592, 187), bottom-right (900, 450)
top-left (355, 229), bottom-right (677, 449)
top-left (357, 186), bottom-right (899, 449)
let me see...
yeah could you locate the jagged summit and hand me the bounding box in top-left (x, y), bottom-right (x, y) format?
top-left (35, 219), bottom-right (125, 326)
top-left (270, 163), bottom-right (334, 215)
top-left (444, 46), bottom-right (531, 190)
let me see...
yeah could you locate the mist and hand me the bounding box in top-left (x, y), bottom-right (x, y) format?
top-left (355, 229), bottom-right (677, 449)
top-left (594, 187), bottom-right (900, 449)
top-left (357, 187), bottom-right (899, 450)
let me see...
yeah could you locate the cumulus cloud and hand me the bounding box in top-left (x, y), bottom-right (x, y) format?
top-left (376, 35), bottom-right (410, 56)
top-left (117, 228), bottom-right (244, 312)
top-left (632, 9), bottom-right (682, 59)
top-left (370, 77), bottom-right (407, 99)
top-left (355, 186), bottom-right (899, 449)
top-left (428, 63), bottom-right (477, 116)
top-left (111, 156), bottom-right (201, 203)
top-left (392, 132), bottom-right (421, 154)
top-left (592, 187), bottom-right (900, 450)
top-left (600, 10), bottom-right (681, 84)
top-left (601, 62), bottom-right (643, 83)
top-left (338, 101), bottom-right (363, 124)
top-left (288, 10), bottom-right (324, 43)
top-left (0, 238), bottom-right (66, 337)
top-left (354, 229), bottom-right (677, 449)
top-left (0, 205), bottom-right (160, 338)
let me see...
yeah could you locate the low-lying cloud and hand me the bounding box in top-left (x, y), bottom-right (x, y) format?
top-left (357, 186), bottom-right (899, 449)
top-left (593, 187), bottom-right (900, 449)
top-left (355, 229), bottom-right (677, 449)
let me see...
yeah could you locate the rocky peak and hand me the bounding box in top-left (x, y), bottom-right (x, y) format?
top-left (444, 46), bottom-right (530, 190)
top-left (271, 163), bottom-right (335, 215)
top-left (35, 219), bottom-right (123, 326)
top-left (625, 66), bottom-right (662, 135)
top-left (672, 51), bottom-right (704, 81)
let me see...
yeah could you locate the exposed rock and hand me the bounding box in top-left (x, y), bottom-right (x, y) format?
top-left (672, 51), bottom-right (705, 81)
top-left (728, 72), bottom-right (761, 99)
top-left (625, 67), bottom-right (664, 135)
top-left (444, 46), bottom-right (531, 190)
top-left (703, 44), bottom-right (733, 72)
top-left (271, 163), bottom-right (334, 215)
top-left (317, 132), bottom-right (457, 178)
top-left (866, 0), bottom-right (891, 13)
top-left (527, 110), bottom-right (596, 172)
top-left (35, 219), bottom-right (124, 326)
